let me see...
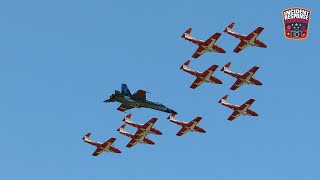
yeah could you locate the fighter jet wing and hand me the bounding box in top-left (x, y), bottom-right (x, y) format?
top-left (126, 131), bottom-right (147, 148)
top-left (131, 90), bottom-right (146, 101)
top-left (192, 46), bottom-right (206, 58)
top-left (187, 117), bottom-right (202, 127)
top-left (228, 111), bottom-right (241, 121)
top-left (92, 147), bottom-right (103, 156)
top-left (126, 139), bottom-right (138, 148)
top-left (100, 138), bottom-right (116, 149)
top-left (230, 79), bottom-right (245, 90)
top-left (233, 40), bottom-right (248, 53)
top-left (117, 104), bottom-right (133, 112)
top-left (204, 32), bottom-right (221, 47)
top-left (176, 127), bottom-right (188, 136)
top-left (142, 118), bottom-right (158, 131)
top-left (238, 99), bottom-right (255, 112)
top-left (202, 64), bottom-right (219, 78)
top-left (247, 27), bottom-right (264, 40)
top-left (190, 77), bottom-right (203, 89)
top-left (242, 66), bottom-right (259, 80)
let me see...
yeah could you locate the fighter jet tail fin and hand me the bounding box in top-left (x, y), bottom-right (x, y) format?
top-left (121, 84), bottom-right (132, 97)
top-left (122, 114), bottom-right (133, 122)
top-left (181, 28), bottom-right (192, 38)
top-left (117, 124), bottom-right (127, 133)
top-left (180, 60), bottom-right (191, 70)
top-left (82, 133), bottom-right (91, 141)
top-left (218, 95), bottom-right (229, 104)
top-left (167, 114), bottom-right (177, 121)
top-left (221, 62), bottom-right (232, 72)
top-left (224, 22), bottom-right (235, 33)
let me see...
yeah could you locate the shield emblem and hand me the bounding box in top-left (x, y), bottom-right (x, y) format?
top-left (282, 8), bottom-right (311, 40)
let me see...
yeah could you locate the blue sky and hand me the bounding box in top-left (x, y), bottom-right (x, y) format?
top-left (0, 0), bottom-right (318, 179)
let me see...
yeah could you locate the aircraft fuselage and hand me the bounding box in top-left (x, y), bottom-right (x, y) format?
top-left (113, 95), bottom-right (175, 113)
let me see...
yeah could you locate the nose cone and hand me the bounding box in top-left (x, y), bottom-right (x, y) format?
top-left (251, 111), bottom-right (259, 116)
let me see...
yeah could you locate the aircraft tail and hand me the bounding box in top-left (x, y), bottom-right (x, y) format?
top-left (122, 114), bottom-right (133, 122)
top-left (82, 133), bottom-right (91, 141)
top-left (218, 95), bottom-right (229, 104)
top-left (117, 124), bottom-right (127, 133)
top-left (181, 28), bottom-right (192, 38)
top-left (121, 84), bottom-right (132, 97)
top-left (221, 62), bottom-right (232, 72)
top-left (167, 114), bottom-right (177, 121)
top-left (180, 60), bottom-right (191, 70)
top-left (224, 22), bottom-right (235, 33)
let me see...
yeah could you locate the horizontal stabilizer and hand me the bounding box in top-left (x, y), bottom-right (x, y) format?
top-left (122, 114), bottom-right (132, 122)
top-left (82, 133), bottom-right (91, 140)
top-left (221, 62), bottom-right (232, 71)
top-left (181, 28), bottom-right (192, 38)
top-left (180, 60), bottom-right (191, 70)
top-left (224, 22), bottom-right (235, 32)
top-left (219, 95), bottom-right (229, 103)
top-left (117, 124), bottom-right (126, 132)
top-left (167, 114), bottom-right (177, 121)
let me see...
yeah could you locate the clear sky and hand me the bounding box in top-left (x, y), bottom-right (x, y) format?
top-left (0, 0), bottom-right (318, 180)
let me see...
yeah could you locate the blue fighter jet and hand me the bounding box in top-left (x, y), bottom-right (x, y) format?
top-left (104, 84), bottom-right (177, 114)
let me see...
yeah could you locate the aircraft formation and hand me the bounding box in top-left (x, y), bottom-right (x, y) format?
top-left (83, 22), bottom-right (267, 156)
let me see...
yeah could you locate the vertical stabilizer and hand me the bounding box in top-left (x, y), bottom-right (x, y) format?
top-left (218, 95), bottom-right (229, 104)
top-left (121, 84), bottom-right (132, 97)
top-left (181, 28), bottom-right (192, 38)
top-left (180, 60), bottom-right (191, 70)
top-left (224, 22), bottom-right (235, 33)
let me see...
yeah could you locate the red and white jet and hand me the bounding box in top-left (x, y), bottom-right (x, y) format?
top-left (180, 60), bottom-right (222, 89)
top-left (167, 114), bottom-right (206, 136)
top-left (82, 133), bottom-right (121, 156)
top-left (223, 22), bottom-right (267, 53)
top-left (117, 121), bottom-right (158, 148)
top-left (181, 28), bottom-right (226, 58)
top-left (122, 114), bottom-right (162, 135)
top-left (218, 95), bottom-right (258, 121)
top-left (221, 62), bottom-right (262, 90)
